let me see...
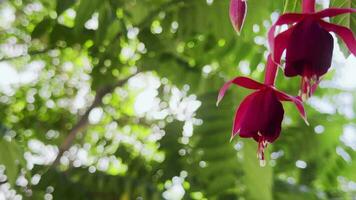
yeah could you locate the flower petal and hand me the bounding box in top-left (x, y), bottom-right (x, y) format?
top-left (284, 19), bottom-right (334, 78)
top-left (273, 26), bottom-right (295, 64)
top-left (268, 13), bottom-right (305, 59)
top-left (231, 91), bottom-right (258, 139)
top-left (275, 90), bottom-right (309, 125)
top-left (216, 76), bottom-right (264, 106)
top-left (319, 20), bottom-right (356, 55)
top-left (240, 88), bottom-right (284, 143)
top-left (229, 0), bottom-right (247, 34)
top-left (313, 8), bottom-right (356, 19)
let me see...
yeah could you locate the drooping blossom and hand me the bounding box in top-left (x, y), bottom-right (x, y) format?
top-left (229, 0), bottom-right (247, 34)
top-left (217, 57), bottom-right (308, 165)
top-left (269, 3), bottom-right (356, 99)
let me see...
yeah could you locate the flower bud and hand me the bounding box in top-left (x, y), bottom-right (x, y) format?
top-left (229, 0), bottom-right (247, 34)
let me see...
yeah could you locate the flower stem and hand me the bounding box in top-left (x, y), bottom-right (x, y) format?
top-left (264, 54), bottom-right (278, 86)
top-left (302, 0), bottom-right (315, 13)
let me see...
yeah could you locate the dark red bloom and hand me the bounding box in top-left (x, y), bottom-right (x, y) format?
top-left (217, 76), bottom-right (307, 165)
top-left (229, 0), bottom-right (247, 34)
top-left (269, 8), bottom-right (356, 99)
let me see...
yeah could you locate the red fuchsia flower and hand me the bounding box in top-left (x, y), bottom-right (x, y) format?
top-left (229, 0), bottom-right (247, 34)
top-left (217, 56), bottom-right (308, 165)
top-left (269, 0), bottom-right (356, 99)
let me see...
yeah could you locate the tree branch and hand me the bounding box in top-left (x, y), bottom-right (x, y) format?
top-left (52, 73), bottom-right (137, 166)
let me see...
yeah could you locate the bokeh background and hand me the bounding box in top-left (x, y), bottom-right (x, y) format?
top-left (0, 0), bottom-right (356, 199)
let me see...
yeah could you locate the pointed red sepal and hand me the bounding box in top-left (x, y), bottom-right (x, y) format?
top-left (268, 13), bottom-right (305, 60)
top-left (216, 76), bottom-right (264, 106)
top-left (275, 90), bottom-right (309, 125)
top-left (229, 0), bottom-right (247, 35)
top-left (273, 26), bottom-right (295, 64)
top-left (319, 20), bottom-right (356, 56)
top-left (313, 8), bottom-right (356, 19)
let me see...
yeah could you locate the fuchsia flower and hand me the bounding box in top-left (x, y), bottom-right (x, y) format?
top-left (269, 3), bottom-right (356, 99)
top-left (217, 56), bottom-right (307, 165)
top-left (229, 0), bottom-right (247, 34)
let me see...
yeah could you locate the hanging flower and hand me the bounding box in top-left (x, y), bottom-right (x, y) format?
top-left (229, 0), bottom-right (247, 34)
top-left (269, 7), bottom-right (356, 99)
top-left (217, 76), bottom-right (307, 165)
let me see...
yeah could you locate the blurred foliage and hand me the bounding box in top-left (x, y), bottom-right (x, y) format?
top-left (0, 0), bottom-right (356, 199)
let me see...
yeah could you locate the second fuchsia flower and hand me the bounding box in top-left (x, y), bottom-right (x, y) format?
top-left (217, 56), bottom-right (307, 165)
top-left (269, 2), bottom-right (356, 99)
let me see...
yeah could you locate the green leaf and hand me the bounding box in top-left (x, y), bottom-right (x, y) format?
top-left (282, 0), bottom-right (302, 13)
top-left (49, 23), bottom-right (94, 45)
top-left (95, 2), bottom-right (115, 45)
top-left (330, 0), bottom-right (356, 56)
top-left (31, 18), bottom-right (54, 39)
top-left (74, 0), bottom-right (101, 33)
top-left (330, 0), bottom-right (356, 31)
top-left (190, 92), bottom-right (240, 198)
top-left (56, 0), bottom-right (76, 15)
top-left (0, 138), bottom-right (24, 185)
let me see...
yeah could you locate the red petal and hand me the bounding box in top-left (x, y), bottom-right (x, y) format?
top-left (275, 90), bottom-right (309, 125)
top-left (319, 20), bottom-right (356, 55)
top-left (231, 92), bottom-right (257, 139)
top-left (313, 8), bottom-right (356, 19)
top-left (229, 0), bottom-right (247, 34)
top-left (240, 88), bottom-right (284, 143)
top-left (268, 13), bottom-right (305, 60)
top-left (273, 26), bottom-right (295, 64)
top-left (217, 76), bottom-right (264, 106)
top-left (284, 19), bottom-right (334, 78)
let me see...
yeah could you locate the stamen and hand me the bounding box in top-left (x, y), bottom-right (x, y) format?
top-left (260, 159), bottom-right (266, 167)
top-left (300, 76), bottom-right (319, 101)
top-left (257, 136), bottom-right (268, 167)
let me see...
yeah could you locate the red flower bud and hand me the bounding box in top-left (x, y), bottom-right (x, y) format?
top-left (229, 0), bottom-right (247, 34)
